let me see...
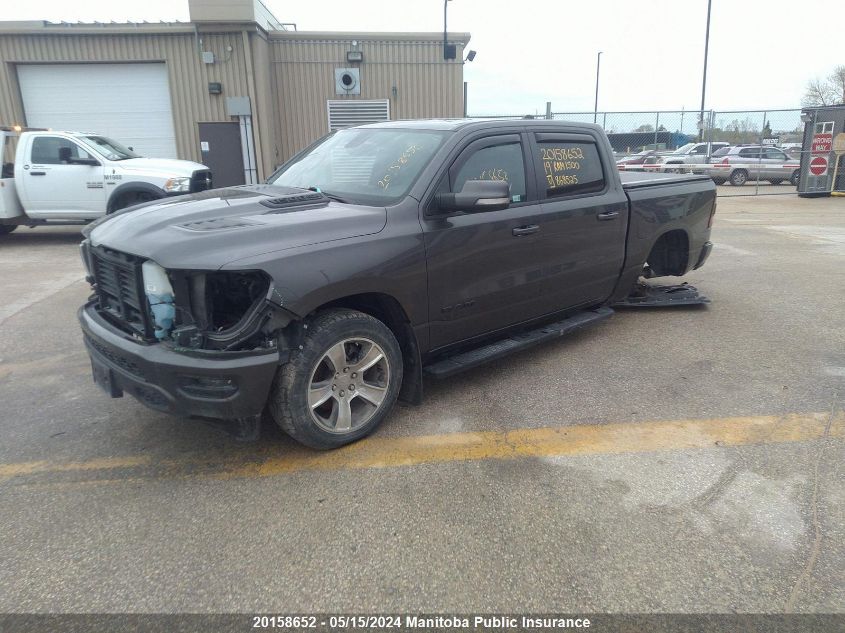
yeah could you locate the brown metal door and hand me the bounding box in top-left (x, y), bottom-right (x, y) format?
top-left (198, 122), bottom-right (245, 188)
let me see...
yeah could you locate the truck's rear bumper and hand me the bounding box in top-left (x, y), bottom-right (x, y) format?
top-left (78, 302), bottom-right (280, 420)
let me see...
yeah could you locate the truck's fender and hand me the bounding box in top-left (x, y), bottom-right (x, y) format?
top-left (107, 182), bottom-right (166, 214)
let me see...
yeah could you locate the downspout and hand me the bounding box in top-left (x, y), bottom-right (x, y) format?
top-left (241, 28), bottom-right (265, 182)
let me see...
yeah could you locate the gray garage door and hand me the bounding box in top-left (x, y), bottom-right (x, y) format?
top-left (17, 63), bottom-right (178, 159)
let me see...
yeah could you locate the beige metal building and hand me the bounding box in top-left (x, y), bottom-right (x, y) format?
top-left (0, 0), bottom-right (470, 185)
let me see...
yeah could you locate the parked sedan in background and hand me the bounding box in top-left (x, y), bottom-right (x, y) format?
top-left (615, 150), bottom-right (660, 170)
top-left (707, 145), bottom-right (800, 186)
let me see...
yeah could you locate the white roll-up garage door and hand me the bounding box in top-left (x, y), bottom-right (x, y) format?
top-left (17, 63), bottom-right (178, 159)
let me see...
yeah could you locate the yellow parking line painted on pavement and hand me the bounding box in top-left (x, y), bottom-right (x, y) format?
top-left (221, 411), bottom-right (842, 479)
top-left (0, 455), bottom-right (152, 478)
top-left (0, 412), bottom-right (840, 486)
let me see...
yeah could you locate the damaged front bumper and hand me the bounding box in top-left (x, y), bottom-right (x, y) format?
top-left (79, 301), bottom-right (281, 420)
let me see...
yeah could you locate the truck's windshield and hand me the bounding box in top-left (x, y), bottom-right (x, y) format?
top-left (80, 136), bottom-right (141, 161)
top-left (268, 128), bottom-right (449, 205)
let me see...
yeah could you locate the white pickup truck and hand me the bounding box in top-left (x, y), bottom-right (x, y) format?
top-left (1, 127), bottom-right (212, 235)
top-left (657, 142), bottom-right (730, 172)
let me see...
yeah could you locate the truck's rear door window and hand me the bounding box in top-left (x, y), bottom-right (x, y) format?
top-left (536, 141), bottom-right (605, 197)
top-left (452, 143), bottom-right (526, 202)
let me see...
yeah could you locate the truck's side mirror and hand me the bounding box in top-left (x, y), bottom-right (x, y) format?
top-left (435, 180), bottom-right (510, 213)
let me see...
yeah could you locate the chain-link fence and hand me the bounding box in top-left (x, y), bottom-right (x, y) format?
top-left (473, 108), bottom-right (807, 196)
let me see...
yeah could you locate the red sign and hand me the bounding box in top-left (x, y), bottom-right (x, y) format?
top-left (809, 156), bottom-right (828, 176)
top-left (812, 133), bottom-right (832, 154)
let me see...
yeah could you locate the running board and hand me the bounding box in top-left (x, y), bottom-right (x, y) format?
top-left (613, 281), bottom-right (710, 308)
top-left (424, 307), bottom-right (614, 379)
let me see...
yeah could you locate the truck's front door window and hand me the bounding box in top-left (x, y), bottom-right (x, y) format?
top-left (31, 137), bottom-right (94, 165)
top-left (452, 143), bottom-right (526, 203)
top-left (537, 141), bottom-right (605, 197)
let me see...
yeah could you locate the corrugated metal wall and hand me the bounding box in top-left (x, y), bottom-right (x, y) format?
top-left (271, 34), bottom-right (466, 162)
top-left (0, 26), bottom-right (468, 175)
top-left (0, 28), bottom-right (253, 166)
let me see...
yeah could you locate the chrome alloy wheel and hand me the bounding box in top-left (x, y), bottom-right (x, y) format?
top-left (307, 338), bottom-right (390, 434)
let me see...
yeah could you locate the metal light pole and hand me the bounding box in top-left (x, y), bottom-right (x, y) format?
top-left (593, 51), bottom-right (602, 124)
top-left (698, 0), bottom-right (712, 141)
top-left (443, 0), bottom-right (451, 60)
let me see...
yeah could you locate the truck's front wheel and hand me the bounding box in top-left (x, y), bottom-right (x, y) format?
top-left (110, 190), bottom-right (161, 213)
top-left (269, 309), bottom-right (403, 450)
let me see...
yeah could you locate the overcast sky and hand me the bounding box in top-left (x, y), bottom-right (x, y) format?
top-left (3, 0), bottom-right (843, 115)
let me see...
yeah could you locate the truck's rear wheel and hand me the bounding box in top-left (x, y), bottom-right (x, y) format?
top-left (0, 225), bottom-right (17, 236)
top-left (269, 309), bottom-right (402, 450)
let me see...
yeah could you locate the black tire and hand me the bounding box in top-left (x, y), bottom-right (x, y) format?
top-left (269, 309), bottom-right (403, 450)
top-left (729, 169), bottom-right (748, 186)
top-left (790, 170), bottom-right (800, 187)
top-left (110, 190), bottom-right (160, 213)
top-left (711, 178), bottom-right (726, 186)
top-left (0, 224), bottom-right (17, 236)
top-left (769, 179), bottom-right (783, 185)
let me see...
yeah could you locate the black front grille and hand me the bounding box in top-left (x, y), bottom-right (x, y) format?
top-left (190, 169), bottom-right (213, 193)
top-left (91, 247), bottom-right (153, 339)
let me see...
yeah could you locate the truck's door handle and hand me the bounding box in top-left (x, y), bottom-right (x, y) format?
top-left (512, 225), bottom-right (540, 236)
top-left (29, 171), bottom-right (46, 176)
top-left (597, 211), bottom-right (619, 221)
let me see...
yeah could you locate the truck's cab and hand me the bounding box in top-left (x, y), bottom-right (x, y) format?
top-left (1, 127), bottom-right (211, 233)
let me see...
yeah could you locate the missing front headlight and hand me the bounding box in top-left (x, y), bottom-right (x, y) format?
top-left (205, 271), bottom-right (270, 331)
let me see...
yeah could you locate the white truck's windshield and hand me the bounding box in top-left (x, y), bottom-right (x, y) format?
top-left (268, 128), bottom-right (449, 205)
top-left (81, 136), bottom-right (141, 161)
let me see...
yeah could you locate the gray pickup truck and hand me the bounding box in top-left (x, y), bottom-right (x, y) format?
top-left (79, 119), bottom-right (715, 449)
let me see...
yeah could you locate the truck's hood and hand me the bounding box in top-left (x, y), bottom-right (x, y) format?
top-left (112, 157), bottom-right (208, 177)
top-left (88, 185), bottom-right (388, 270)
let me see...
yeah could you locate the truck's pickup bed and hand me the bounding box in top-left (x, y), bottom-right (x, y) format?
top-left (619, 171), bottom-right (714, 189)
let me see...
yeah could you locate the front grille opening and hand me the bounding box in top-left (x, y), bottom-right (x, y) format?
top-left (206, 272), bottom-right (269, 331)
top-left (91, 247), bottom-right (154, 340)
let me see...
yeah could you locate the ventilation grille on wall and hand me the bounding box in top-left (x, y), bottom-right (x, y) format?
top-left (326, 99), bottom-right (390, 133)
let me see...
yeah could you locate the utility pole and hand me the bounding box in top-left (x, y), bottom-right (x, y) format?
top-left (593, 51), bottom-right (602, 124)
top-left (698, 0), bottom-right (712, 141)
top-left (443, 0), bottom-right (450, 59)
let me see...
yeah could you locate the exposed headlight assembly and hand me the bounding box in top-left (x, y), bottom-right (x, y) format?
top-left (142, 261), bottom-right (176, 340)
top-left (164, 177), bottom-right (191, 193)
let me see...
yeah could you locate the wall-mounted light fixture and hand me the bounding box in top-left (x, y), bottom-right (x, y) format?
top-left (208, 82), bottom-right (222, 95)
top-left (346, 50), bottom-right (363, 63)
top-left (464, 50), bottom-right (476, 62)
